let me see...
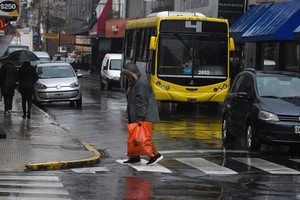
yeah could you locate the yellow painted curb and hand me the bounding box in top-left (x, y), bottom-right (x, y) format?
top-left (25, 141), bottom-right (101, 171)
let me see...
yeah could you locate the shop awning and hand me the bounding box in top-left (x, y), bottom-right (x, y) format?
top-left (231, 0), bottom-right (300, 42)
top-left (230, 4), bottom-right (272, 42)
top-left (294, 25), bottom-right (300, 39)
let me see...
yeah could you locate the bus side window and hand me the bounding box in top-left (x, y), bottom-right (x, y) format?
top-left (142, 29), bottom-right (149, 60)
top-left (125, 30), bottom-right (132, 58)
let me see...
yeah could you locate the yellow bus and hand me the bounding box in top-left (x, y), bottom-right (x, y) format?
top-left (121, 11), bottom-right (235, 103)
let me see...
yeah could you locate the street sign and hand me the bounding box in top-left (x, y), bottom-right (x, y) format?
top-left (0, 0), bottom-right (20, 17)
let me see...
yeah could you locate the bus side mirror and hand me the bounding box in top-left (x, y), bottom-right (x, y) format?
top-left (229, 38), bottom-right (235, 51)
top-left (149, 36), bottom-right (157, 50)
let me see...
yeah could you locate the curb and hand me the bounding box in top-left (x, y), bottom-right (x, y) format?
top-left (25, 141), bottom-right (101, 171)
top-left (25, 106), bottom-right (101, 171)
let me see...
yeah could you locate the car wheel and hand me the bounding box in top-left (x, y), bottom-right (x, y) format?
top-left (246, 123), bottom-right (261, 151)
top-left (222, 116), bottom-right (234, 143)
top-left (107, 82), bottom-right (112, 90)
top-left (76, 97), bottom-right (82, 107)
top-left (100, 77), bottom-right (105, 89)
top-left (69, 101), bottom-right (75, 107)
top-left (33, 94), bottom-right (41, 106)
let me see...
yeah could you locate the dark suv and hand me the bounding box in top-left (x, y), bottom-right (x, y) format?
top-left (222, 69), bottom-right (300, 151)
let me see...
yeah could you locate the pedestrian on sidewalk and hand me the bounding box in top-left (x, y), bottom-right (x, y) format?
top-left (18, 61), bottom-right (38, 119)
top-left (121, 62), bottom-right (163, 165)
top-left (0, 61), bottom-right (18, 114)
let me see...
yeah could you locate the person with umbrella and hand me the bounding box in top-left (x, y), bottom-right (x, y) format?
top-left (0, 60), bottom-right (18, 114)
top-left (18, 61), bottom-right (38, 119)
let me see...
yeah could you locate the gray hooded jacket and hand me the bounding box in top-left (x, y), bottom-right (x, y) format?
top-left (122, 62), bottom-right (160, 124)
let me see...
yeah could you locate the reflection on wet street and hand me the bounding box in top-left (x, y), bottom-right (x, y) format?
top-left (39, 78), bottom-right (300, 200)
top-left (155, 102), bottom-right (223, 149)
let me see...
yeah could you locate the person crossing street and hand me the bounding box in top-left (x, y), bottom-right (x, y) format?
top-left (121, 62), bottom-right (163, 165)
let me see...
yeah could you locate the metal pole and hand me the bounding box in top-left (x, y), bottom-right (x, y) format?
top-left (46, 0), bottom-right (49, 52)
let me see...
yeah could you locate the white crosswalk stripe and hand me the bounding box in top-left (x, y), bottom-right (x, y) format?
top-left (0, 175), bottom-right (71, 200)
top-left (290, 159), bottom-right (300, 163)
top-left (175, 158), bottom-right (238, 175)
top-left (233, 158), bottom-right (300, 174)
top-left (113, 156), bottom-right (300, 175)
top-left (116, 159), bottom-right (172, 173)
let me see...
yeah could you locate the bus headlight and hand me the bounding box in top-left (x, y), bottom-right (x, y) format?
top-left (213, 84), bottom-right (228, 92)
top-left (156, 81), bottom-right (170, 90)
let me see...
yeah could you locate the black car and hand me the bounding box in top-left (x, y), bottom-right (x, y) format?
top-left (222, 69), bottom-right (300, 151)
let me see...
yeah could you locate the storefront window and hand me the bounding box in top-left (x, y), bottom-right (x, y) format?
top-left (285, 42), bottom-right (300, 71)
top-left (261, 42), bottom-right (279, 71)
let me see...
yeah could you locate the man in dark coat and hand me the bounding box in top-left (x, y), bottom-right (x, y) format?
top-left (18, 61), bottom-right (38, 119)
top-left (121, 62), bottom-right (163, 165)
top-left (0, 62), bottom-right (18, 114)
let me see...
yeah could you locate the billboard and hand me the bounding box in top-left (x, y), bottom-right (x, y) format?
top-left (0, 0), bottom-right (20, 17)
top-left (174, 0), bottom-right (246, 25)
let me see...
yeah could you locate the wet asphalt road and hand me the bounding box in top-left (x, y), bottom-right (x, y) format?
top-left (33, 77), bottom-right (300, 200)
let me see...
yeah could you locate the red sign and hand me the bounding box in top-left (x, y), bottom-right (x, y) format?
top-left (0, 18), bottom-right (4, 30)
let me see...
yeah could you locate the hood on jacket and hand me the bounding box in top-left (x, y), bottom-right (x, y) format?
top-left (121, 62), bottom-right (141, 81)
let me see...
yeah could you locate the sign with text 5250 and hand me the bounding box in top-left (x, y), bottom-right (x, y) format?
top-left (0, 0), bottom-right (19, 17)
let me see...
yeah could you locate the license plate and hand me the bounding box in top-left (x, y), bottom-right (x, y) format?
top-left (295, 126), bottom-right (300, 134)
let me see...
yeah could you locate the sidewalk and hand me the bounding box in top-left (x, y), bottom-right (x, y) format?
top-left (0, 79), bottom-right (100, 172)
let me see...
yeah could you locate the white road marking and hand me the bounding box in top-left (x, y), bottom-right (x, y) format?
top-left (117, 159), bottom-right (172, 173)
top-left (159, 149), bottom-right (248, 154)
top-left (0, 198), bottom-right (71, 200)
top-left (72, 167), bottom-right (109, 173)
top-left (0, 188), bottom-right (69, 195)
top-left (0, 176), bottom-right (59, 181)
top-left (234, 158), bottom-right (300, 174)
top-left (290, 159), bottom-right (300, 163)
top-left (175, 158), bottom-right (238, 175)
top-left (0, 175), bottom-right (70, 199)
top-left (0, 181), bottom-right (63, 187)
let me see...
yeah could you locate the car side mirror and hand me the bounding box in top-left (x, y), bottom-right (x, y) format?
top-left (237, 92), bottom-right (251, 99)
top-left (104, 65), bottom-right (108, 70)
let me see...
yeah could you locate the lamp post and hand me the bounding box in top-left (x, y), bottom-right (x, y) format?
top-left (43, 0), bottom-right (50, 52)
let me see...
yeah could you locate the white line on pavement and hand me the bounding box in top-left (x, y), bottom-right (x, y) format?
top-left (116, 159), bottom-right (172, 173)
top-left (234, 158), bottom-right (300, 174)
top-left (175, 158), bottom-right (238, 175)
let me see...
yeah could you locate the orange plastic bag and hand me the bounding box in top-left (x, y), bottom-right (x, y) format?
top-left (127, 122), bottom-right (154, 157)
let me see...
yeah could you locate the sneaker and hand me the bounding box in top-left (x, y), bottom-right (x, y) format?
top-left (147, 153), bottom-right (163, 165)
top-left (4, 111), bottom-right (9, 115)
top-left (123, 156), bottom-right (141, 164)
top-left (8, 110), bottom-right (12, 114)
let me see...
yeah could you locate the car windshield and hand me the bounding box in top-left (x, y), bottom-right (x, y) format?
top-left (37, 65), bottom-right (75, 79)
top-left (256, 75), bottom-right (300, 98)
top-left (110, 59), bottom-right (121, 70)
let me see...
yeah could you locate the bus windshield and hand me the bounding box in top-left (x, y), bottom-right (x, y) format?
top-left (158, 34), bottom-right (227, 78)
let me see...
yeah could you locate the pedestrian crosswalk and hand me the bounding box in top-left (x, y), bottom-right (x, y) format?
top-left (0, 175), bottom-right (71, 200)
top-left (114, 156), bottom-right (300, 175)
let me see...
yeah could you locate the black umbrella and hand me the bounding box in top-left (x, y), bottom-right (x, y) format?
top-left (7, 50), bottom-right (39, 63)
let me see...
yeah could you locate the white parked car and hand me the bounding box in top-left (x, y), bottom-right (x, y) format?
top-left (33, 62), bottom-right (82, 107)
top-left (100, 53), bottom-right (122, 90)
